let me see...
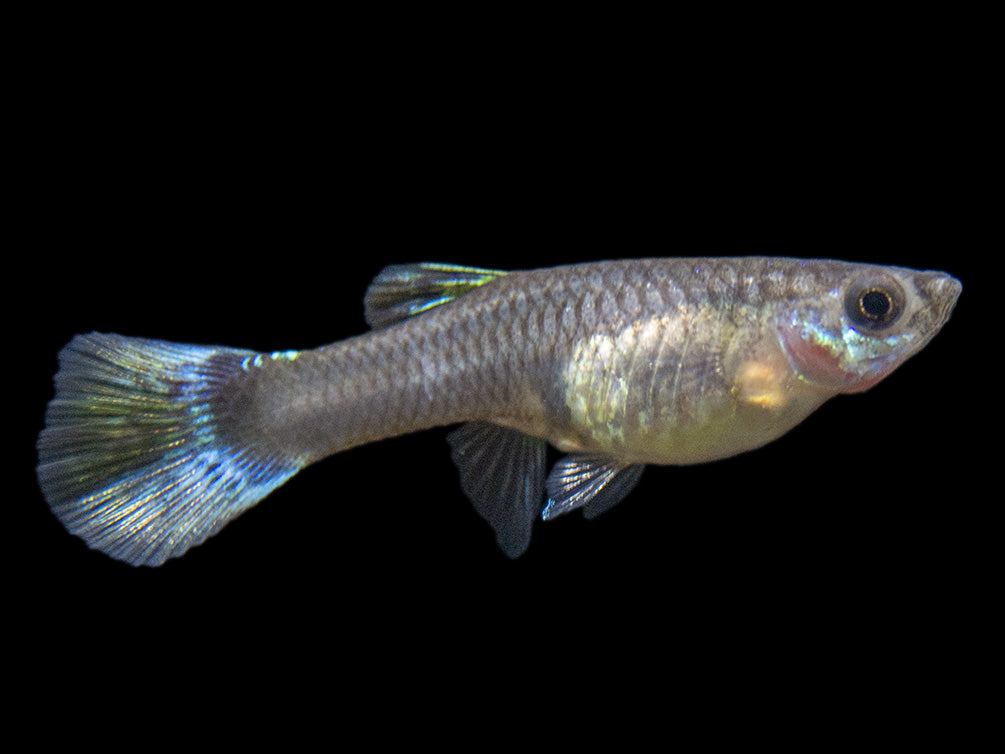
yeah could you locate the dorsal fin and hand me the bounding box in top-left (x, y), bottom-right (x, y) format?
top-left (364, 262), bottom-right (507, 329)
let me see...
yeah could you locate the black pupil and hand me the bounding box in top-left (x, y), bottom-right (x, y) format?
top-left (861, 290), bottom-right (891, 320)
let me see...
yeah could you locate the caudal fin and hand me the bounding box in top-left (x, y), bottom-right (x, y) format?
top-left (36, 333), bottom-right (303, 566)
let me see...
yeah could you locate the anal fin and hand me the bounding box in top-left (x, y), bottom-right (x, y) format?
top-left (542, 455), bottom-right (644, 521)
top-left (447, 422), bottom-right (546, 558)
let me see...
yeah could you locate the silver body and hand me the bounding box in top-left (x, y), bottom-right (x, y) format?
top-left (233, 258), bottom-right (958, 466)
top-left (37, 257), bottom-right (962, 565)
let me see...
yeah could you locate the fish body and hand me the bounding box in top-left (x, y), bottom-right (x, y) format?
top-left (36, 257), bottom-right (961, 565)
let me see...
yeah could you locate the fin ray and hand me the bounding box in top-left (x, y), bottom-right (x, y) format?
top-left (447, 421), bottom-right (545, 558)
top-left (364, 263), bottom-right (507, 329)
top-left (542, 455), bottom-right (644, 521)
top-left (37, 333), bottom-right (303, 566)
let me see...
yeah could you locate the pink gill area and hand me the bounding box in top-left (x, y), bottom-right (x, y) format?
top-left (778, 323), bottom-right (891, 394)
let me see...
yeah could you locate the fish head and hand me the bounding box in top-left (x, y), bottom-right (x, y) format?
top-left (776, 262), bottom-right (961, 394)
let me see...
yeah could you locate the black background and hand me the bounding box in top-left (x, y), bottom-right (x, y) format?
top-left (11, 24), bottom-right (992, 720)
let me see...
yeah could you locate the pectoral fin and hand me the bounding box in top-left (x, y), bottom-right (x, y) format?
top-left (447, 422), bottom-right (546, 558)
top-left (542, 455), bottom-right (644, 521)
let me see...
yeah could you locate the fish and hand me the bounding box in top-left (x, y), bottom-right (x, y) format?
top-left (36, 257), bottom-right (961, 566)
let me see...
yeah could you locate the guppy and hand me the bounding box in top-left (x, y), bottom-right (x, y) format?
top-left (36, 257), bottom-right (961, 566)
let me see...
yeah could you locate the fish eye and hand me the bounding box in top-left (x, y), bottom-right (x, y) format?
top-left (844, 276), bottom-right (904, 331)
top-left (861, 289), bottom-right (892, 319)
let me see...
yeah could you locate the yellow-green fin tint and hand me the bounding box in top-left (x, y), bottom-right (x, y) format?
top-left (364, 262), bottom-right (507, 329)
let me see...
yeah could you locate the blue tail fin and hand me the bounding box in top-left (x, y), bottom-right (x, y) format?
top-left (36, 333), bottom-right (303, 566)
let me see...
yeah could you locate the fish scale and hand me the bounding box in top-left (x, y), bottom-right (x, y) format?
top-left (37, 257), bottom-right (960, 565)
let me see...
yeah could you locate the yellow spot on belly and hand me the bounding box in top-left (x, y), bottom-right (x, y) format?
top-left (737, 360), bottom-right (787, 409)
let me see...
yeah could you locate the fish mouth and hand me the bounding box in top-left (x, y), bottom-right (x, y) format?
top-left (886, 271), bottom-right (962, 360)
top-left (930, 273), bottom-right (962, 328)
